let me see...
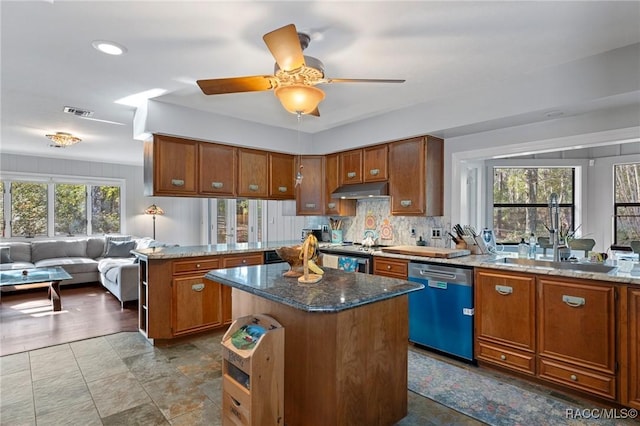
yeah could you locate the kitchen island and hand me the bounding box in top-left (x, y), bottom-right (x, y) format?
top-left (205, 263), bottom-right (423, 426)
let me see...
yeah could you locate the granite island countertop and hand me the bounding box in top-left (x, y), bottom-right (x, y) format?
top-left (205, 263), bottom-right (424, 313)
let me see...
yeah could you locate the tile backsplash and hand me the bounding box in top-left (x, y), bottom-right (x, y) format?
top-left (305, 199), bottom-right (451, 247)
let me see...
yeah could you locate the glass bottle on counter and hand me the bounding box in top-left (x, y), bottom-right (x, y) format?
top-left (518, 238), bottom-right (529, 258)
top-left (528, 233), bottom-right (537, 258)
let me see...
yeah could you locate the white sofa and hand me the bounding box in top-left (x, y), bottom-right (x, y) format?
top-left (0, 236), bottom-right (171, 307)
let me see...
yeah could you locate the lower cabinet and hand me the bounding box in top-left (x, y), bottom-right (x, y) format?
top-left (173, 275), bottom-right (222, 335)
top-left (373, 257), bottom-right (408, 279)
top-left (475, 268), bottom-right (624, 403)
top-left (623, 287), bottom-right (640, 409)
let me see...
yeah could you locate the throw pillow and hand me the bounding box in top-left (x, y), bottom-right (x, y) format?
top-left (105, 240), bottom-right (136, 258)
top-left (103, 234), bottom-right (132, 256)
top-left (0, 247), bottom-right (12, 264)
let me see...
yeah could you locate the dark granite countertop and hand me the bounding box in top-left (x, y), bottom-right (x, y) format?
top-left (205, 263), bottom-right (424, 313)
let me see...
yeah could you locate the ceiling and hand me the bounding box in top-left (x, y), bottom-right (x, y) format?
top-left (1, 1), bottom-right (639, 166)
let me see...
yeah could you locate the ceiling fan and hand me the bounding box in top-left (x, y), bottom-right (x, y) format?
top-left (196, 24), bottom-right (405, 117)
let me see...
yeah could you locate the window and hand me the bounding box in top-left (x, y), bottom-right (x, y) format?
top-left (209, 199), bottom-right (264, 244)
top-left (492, 167), bottom-right (575, 243)
top-left (614, 162), bottom-right (640, 245)
top-left (1, 176), bottom-right (122, 238)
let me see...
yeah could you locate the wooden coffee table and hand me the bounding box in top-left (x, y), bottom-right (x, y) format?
top-left (0, 266), bottom-right (73, 311)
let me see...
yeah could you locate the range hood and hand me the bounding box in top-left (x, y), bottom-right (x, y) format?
top-left (331, 182), bottom-right (389, 199)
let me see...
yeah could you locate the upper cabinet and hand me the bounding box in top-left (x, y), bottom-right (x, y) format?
top-left (339, 149), bottom-right (364, 184)
top-left (324, 153), bottom-right (356, 216)
top-left (199, 143), bottom-right (236, 196)
top-left (388, 136), bottom-right (443, 216)
top-left (144, 135), bottom-right (198, 196)
top-left (363, 144), bottom-right (388, 182)
top-left (295, 155), bottom-right (324, 216)
top-left (268, 153), bottom-right (295, 199)
top-left (237, 148), bottom-right (269, 198)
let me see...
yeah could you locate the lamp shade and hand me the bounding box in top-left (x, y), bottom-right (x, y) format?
top-left (274, 84), bottom-right (325, 115)
top-left (46, 132), bottom-right (81, 147)
top-left (144, 204), bottom-right (164, 216)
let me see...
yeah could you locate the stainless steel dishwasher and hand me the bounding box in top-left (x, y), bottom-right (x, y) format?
top-left (408, 262), bottom-right (475, 361)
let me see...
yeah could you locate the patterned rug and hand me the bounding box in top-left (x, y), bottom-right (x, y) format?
top-left (407, 350), bottom-right (637, 426)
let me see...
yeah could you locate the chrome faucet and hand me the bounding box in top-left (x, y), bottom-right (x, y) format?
top-left (549, 193), bottom-right (560, 261)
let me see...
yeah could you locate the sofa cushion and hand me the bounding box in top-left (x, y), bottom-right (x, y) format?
top-left (86, 237), bottom-right (106, 259)
top-left (0, 261), bottom-right (35, 271)
top-left (105, 240), bottom-right (136, 258)
top-left (0, 247), bottom-right (12, 263)
top-left (31, 240), bottom-right (88, 263)
top-left (0, 242), bottom-right (32, 263)
top-left (98, 258), bottom-right (136, 284)
top-left (34, 257), bottom-right (99, 275)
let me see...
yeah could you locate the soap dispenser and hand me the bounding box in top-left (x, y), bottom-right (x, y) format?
top-left (518, 238), bottom-right (528, 258)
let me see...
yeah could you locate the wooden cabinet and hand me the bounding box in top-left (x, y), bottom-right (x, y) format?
top-left (199, 143), bottom-right (236, 196)
top-left (373, 257), bottom-right (408, 279)
top-left (338, 149), bottom-right (363, 184)
top-left (324, 153), bottom-right (356, 216)
top-left (144, 134), bottom-right (198, 196)
top-left (221, 253), bottom-right (264, 325)
top-left (623, 287), bottom-right (640, 409)
top-left (295, 155), bottom-right (324, 215)
top-left (268, 152), bottom-right (295, 199)
top-left (238, 148), bottom-right (268, 198)
top-left (388, 136), bottom-right (443, 216)
top-left (173, 275), bottom-right (222, 335)
top-left (475, 268), bottom-right (537, 375)
top-left (363, 144), bottom-right (388, 182)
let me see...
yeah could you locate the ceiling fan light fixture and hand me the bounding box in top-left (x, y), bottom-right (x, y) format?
top-left (46, 132), bottom-right (82, 148)
top-left (274, 84), bottom-right (325, 115)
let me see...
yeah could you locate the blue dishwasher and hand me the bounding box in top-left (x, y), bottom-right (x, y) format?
top-left (408, 262), bottom-right (474, 361)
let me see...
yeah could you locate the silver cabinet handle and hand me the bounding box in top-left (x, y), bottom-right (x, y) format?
top-left (171, 179), bottom-right (185, 187)
top-left (211, 182), bottom-right (223, 189)
top-left (278, 186), bottom-right (287, 193)
top-left (327, 202), bottom-right (336, 209)
top-left (305, 203), bottom-right (316, 208)
top-left (495, 285), bottom-right (513, 295)
top-left (248, 184), bottom-right (259, 191)
top-left (570, 374), bottom-right (578, 381)
top-left (347, 172), bottom-right (357, 179)
top-left (500, 354), bottom-right (506, 360)
top-left (192, 283), bottom-right (205, 292)
top-left (400, 200), bottom-right (412, 207)
top-left (562, 295), bottom-right (585, 307)
top-left (369, 168), bottom-right (380, 176)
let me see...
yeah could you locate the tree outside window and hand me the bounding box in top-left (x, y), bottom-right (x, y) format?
top-left (55, 184), bottom-right (87, 236)
top-left (493, 168), bottom-right (575, 243)
top-left (614, 163), bottom-right (640, 245)
top-left (11, 182), bottom-right (48, 237)
top-left (91, 185), bottom-right (121, 234)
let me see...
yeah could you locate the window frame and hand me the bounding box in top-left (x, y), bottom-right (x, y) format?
top-left (0, 172), bottom-right (125, 239)
top-left (613, 162), bottom-right (640, 245)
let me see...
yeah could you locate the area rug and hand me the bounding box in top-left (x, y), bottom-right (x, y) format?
top-left (407, 350), bottom-right (636, 426)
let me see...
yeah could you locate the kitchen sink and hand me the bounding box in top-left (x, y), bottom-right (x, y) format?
top-left (490, 257), bottom-right (617, 274)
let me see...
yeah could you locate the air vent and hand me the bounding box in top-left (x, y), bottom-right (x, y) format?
top-left (63, 106), bottom-right (94, 117)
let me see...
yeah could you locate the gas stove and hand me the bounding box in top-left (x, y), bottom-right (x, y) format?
top-left (318, 243), bottom-right (392, 255)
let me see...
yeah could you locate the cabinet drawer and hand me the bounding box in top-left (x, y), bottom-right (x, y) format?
top-left (223, 253), bottom-right (263, 268)
top-left (477, 340), bottom-right (536, 376)
top-left (373, 258), bottom-right (408, 279)
top-left (223, 375), bottom-right (251, 425)
top-left (173, 258), bottom-right (220, 274)
top-left (538, 358), bottom-right (616, 400)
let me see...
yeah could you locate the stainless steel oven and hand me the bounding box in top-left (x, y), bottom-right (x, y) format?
top-left (317, 244), bottom-right (375, 274)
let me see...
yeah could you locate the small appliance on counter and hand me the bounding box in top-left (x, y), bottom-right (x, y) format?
top-left (301, 228), bottom-right (322, 242)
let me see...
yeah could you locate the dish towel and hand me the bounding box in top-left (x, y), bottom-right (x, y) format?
top-left (322, 254), bottom-right (339, 269)
top-left (338, 257), bottom-right (358, 272)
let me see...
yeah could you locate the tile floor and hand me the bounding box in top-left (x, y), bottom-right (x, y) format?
top-left (0, 330), bottom-right (480, 426)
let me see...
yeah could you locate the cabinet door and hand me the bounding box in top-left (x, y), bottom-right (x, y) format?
top-left (475, 269), bottom-right (536, 351)
top-left (172, 276), bottom-right (221, 335)
top-left (339, 149), bottom-right (363, 184)
top-left (237, 148), bottom-right (268, 198)
top-left (324, 153), bottom-right (356, 216)
top-left (627, 287), bottom-right (640, 408)
top-left (538, 278), bottom-right (616, 374)
top-left (147, 135), bottom-right (198, 196)
top-left (296, 155), bottom-right (324, 215)
top-left (199, 143), bottom-right (236, 196)
top-left (389, 138), bottom-right (425, 215)
top-left (373, 257), bottom-right (407, 279)
top-left (363, 144), bottom-right (388, 182)
top-left (268, 152), bottom-right (295, 199)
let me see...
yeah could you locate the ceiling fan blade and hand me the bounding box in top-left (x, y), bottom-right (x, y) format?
top-left (325, 78), bottom-right (406, 84)
top-left (197, 76), bottom-right (276, 95)
top-left (309, 107), bottom-right (320, 117)
top-left (263, 24), bottom-right (305, 72)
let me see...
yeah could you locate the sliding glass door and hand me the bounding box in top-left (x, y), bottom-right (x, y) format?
top-left (209, 199), bottom-right (263, 244)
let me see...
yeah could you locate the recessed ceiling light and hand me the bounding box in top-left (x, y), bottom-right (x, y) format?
top-left (92, 40), bottom-right (127, 56)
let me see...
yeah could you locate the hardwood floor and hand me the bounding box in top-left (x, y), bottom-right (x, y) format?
top-left (0, 282), bottom-right (138, 356)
